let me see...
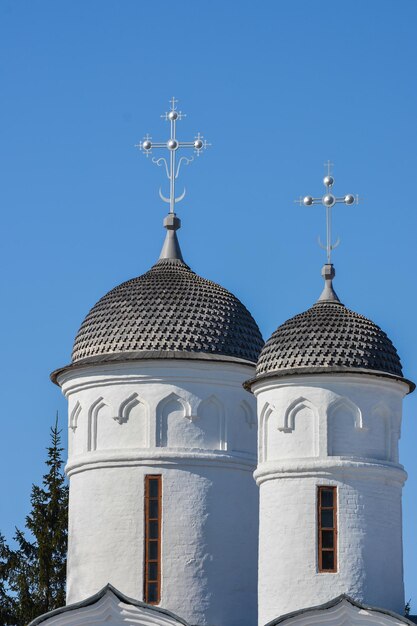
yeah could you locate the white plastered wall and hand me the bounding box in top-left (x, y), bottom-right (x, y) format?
top-left (58, 359), bottom-right (258, 626)
top-left (253, 373), bottom-right (409, 626)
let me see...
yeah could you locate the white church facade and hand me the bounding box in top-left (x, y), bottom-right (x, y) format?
top-left (28, 101), bottom-right (415, 626)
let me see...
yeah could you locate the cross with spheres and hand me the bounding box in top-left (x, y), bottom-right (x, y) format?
top-left (296, 161), bottom-right (358, 263)
top-left (136, 97), bottom-right (210, 215)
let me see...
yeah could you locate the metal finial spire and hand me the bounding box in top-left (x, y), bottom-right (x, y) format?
top-left (136, 97), bottom-right (210, 215)
top-left (317, 263), bottom-right (341, 303)
top-left (158, 213), bottom-right (184, 262)
top-left (296, 162), bottom-right (358, 263)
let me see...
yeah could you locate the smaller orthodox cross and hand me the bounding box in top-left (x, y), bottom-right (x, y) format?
top-left (136, 97), bottom-right (210, 215)
top-left (296, 161), bottom-right (358, 263)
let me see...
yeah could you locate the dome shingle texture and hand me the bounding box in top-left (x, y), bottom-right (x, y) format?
top-left (256, 301), bottom-right (403, 378)
top-left (72, 258), bottom-right (264, 364)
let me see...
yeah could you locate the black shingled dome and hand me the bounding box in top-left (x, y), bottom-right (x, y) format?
top-left (255, 300), bottom-right (404, 380)
top-left (71, 258), bottom-right (264, 365)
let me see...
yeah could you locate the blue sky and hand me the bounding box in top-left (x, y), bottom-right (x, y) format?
top-left (1, 0), bottom-right (417, 610)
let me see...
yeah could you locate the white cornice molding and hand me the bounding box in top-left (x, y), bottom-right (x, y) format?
top-left (66, 448), bottom-right (256, 477)
top-left (254, 457), bottom-right (407, 486)
top-left (57, 359), bottom-right (255, 393)
top-left (252, 373), bottom-right (409, 398)
top-left (59, 364), bottom-right (254, 398)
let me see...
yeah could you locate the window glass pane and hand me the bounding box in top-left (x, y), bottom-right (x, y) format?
top-left (148, 562), bottom-right (158, 581)
top-left (149, 520), bottom-right (159, 539)
top-left (149, 479), bottom-right (159, 498)
top-left (149, 499), bottom-right (159, 519)
top-left (318, 487), bottom-right (337, 573)
top-left (321, 489), bottom-right (334, 507)
top-left (321, 551), bottom-right (335, 570)
top-left (148, 541), bottom-right (158, 560)
top-left (322, 530), bottom-right (334, 549)
top-left (145, 475), bottom-right (161, 604)
top-left (321, 509), bottom-right (334, 528)
top-left (147, 583), bottom-right (158, 604)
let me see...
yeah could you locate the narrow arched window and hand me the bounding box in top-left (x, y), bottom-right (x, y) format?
top-left (318, 486), bottom-right (337, 572)
top-left (144, 475), bottom-right (162, 603)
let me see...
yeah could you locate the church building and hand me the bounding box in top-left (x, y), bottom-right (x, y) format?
top-left (28, 100), bottom-right (415, 626)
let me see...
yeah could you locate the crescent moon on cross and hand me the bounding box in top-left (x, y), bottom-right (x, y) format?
top-left (331, 237), bottom-right (341, 250)
top-left (318, 235), bottom-right (327, 251)
top-left (318, 235), bottom-right (341, 251)
top-left (159, 187), bottom-right (170, 203)
top-left (158, 187), bottom-right (186, 204)
top-left (175, 188), bottom-right (186, 203)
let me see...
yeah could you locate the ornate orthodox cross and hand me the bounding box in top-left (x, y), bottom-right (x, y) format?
top-left (137, 97), bottom-right (210, 215)
top-left (296, 161), bottom-right (358, 263)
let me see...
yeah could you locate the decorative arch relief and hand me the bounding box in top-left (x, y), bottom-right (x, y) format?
top-left (197, 394), bottom-right (226, 450)
top-left (372, 401), bottom-right (396, 459)
top-left (113, 392), bottom-right (141, 424)
top-left (327, 396), bottom-right (377, 458)
top-left (88, 397), bottom-right (109, 451)
top-left (259, 402), bottom-right (274, 463)
top-left (368, 401), bottom-right (394, 461)
top-left (371, 401), bottom-right (391, 421)
top-left (240, 399), bottom-right (257, 430)
top-left (281, 397), bottom-right (319, 433)
top-left (231, 399), bottom-right (257, 455)
top-left (328, 396), bottom-right (366, 431)
top-left (259, 397), bottom-right (318, 461)
top-left (69, 400), bottom-right (82, 432)
top-left (156, 392), bottom-right (191, 448)
top-left (156, 391), bottom-right (225, 450)
top-left (86, 393), bottom-right (149, 452)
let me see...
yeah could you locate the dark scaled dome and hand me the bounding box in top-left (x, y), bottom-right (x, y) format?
top-left (71, 256), bottom-right (263, 366)
top-left (251, 263), bottom-right (411, 389)
top-left (256, 300), bottom-right (403, 378)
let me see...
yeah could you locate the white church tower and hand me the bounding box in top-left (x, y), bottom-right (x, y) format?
top-left (30, 133), bottom-right (416, 626)
top-left (246, 167), bottom-right (414, 625)
top-left (50, 100), bottom-right (264, 626)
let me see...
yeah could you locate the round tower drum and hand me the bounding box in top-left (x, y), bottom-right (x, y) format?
top-left (246, 269), bottom-right (413, 625)
top-left (53, 249), bottom-right (263, 626)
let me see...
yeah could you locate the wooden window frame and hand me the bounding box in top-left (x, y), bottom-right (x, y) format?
top-left (144, 475), bottom-right (162, 604)
top-left (317, 486), bottom-right (337, 573)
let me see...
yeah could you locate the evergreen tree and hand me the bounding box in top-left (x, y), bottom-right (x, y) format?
top-left (0, 417), bottom-right (68, 625)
